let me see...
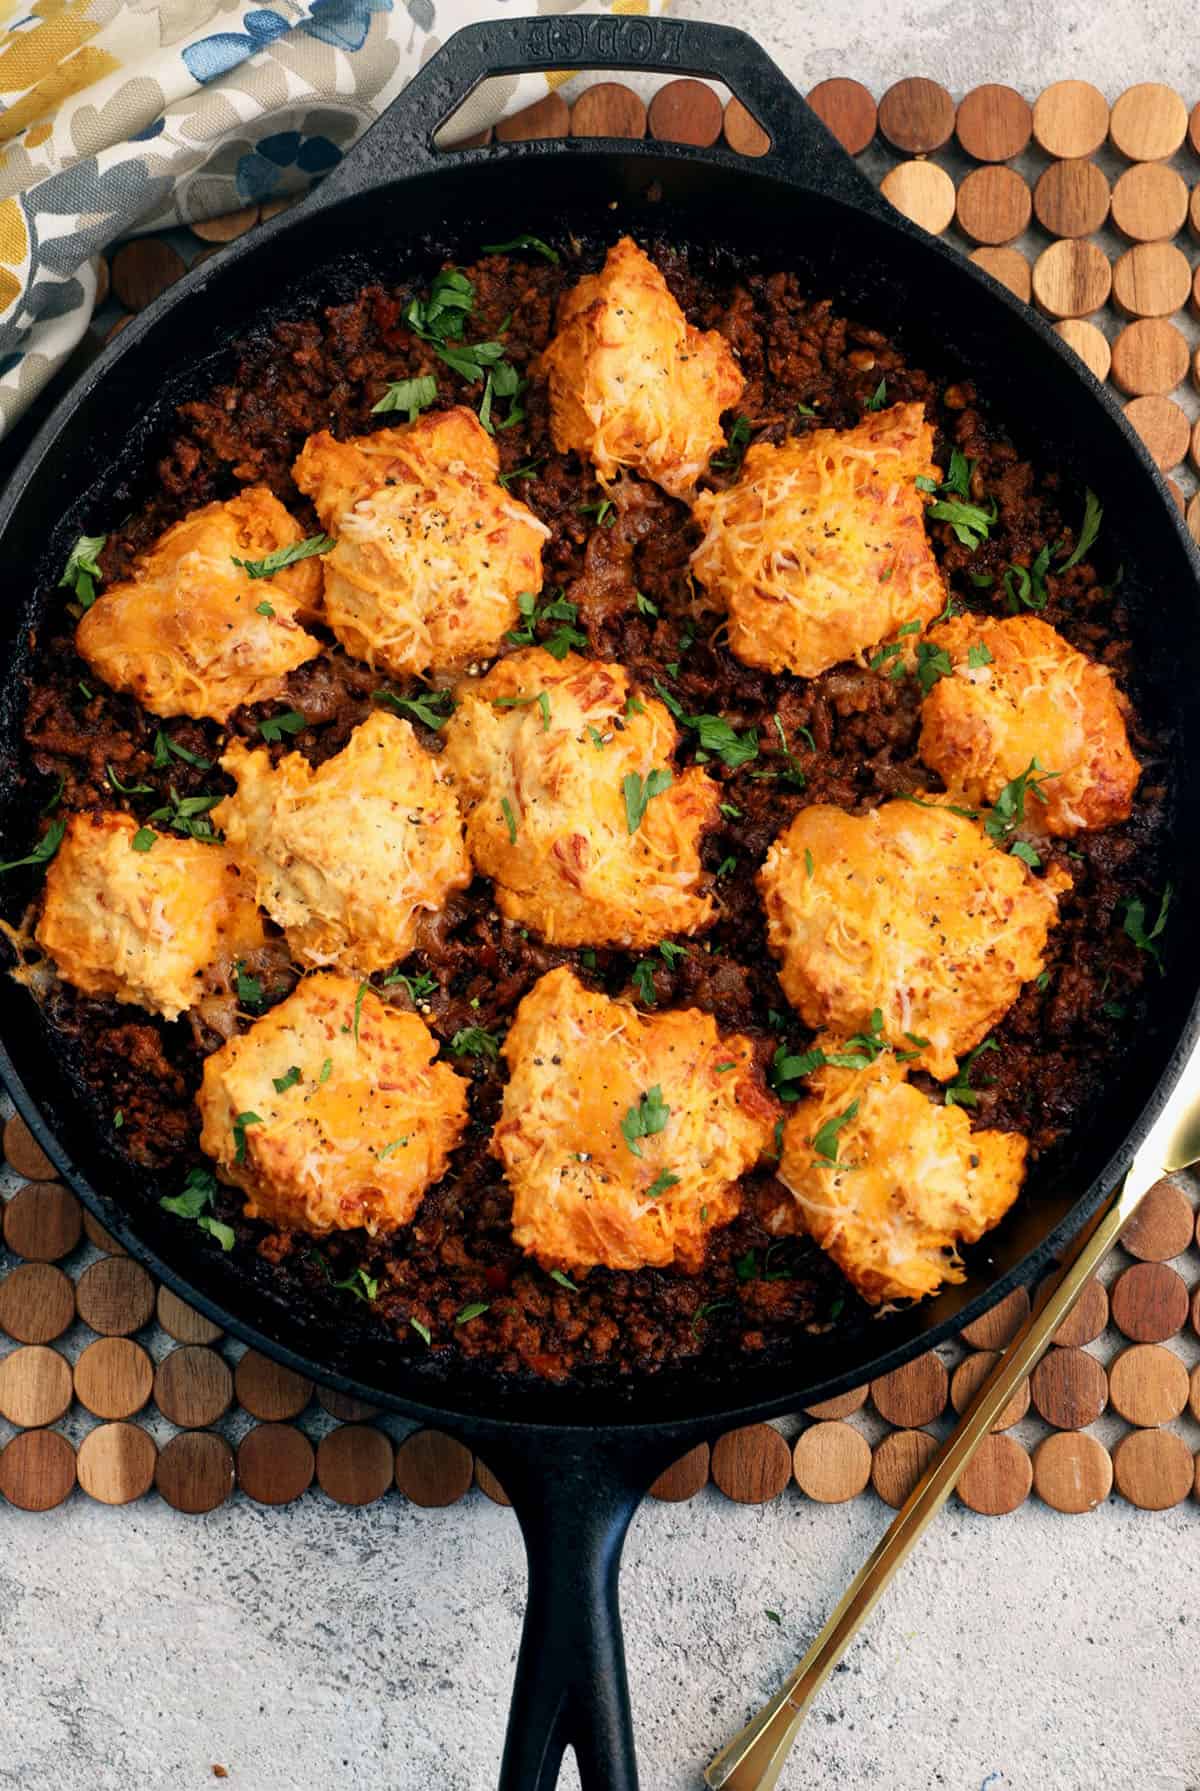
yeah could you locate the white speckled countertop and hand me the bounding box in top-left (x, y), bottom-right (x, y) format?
top-left (4, 5), bottom-right (1200, 1788)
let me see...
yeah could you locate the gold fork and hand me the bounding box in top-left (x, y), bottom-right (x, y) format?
top-left (705, 1036), bottom-right (1200, 1791)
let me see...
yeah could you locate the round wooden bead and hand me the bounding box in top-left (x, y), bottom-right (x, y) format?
top-left (1113, 1427), bottom-right (1193, 1509)
top-left (722, 97), bottom-right (769, 159)
top-left (1033, 159), bottom-right (1110, 238)
top-left (156, 1430), bottom-right (234, 1514)
top-left (1187, 493), bottom-right (1200, 545)
top-left (955, 166), bottom-right (1031, 245)
top-left (1055, 320), bottom-right (1112, 383)
top-left (1032, 240), bottom-right (1111, 319)
top-left (870, 1429), bottom-right (938, 1509)
top-left (1111, 319), bottom-right (1189, 396)
top-left (570, 83), bottom-right (647, 140)
top-left (1121, 1179), bottom-right (1194, 1259)
top-left (1109, 82), bottom-right (1188, 161)
top-left (956, 1433), bottom-right (1032, 1515)
top-left (949, 1351), bottom-right (1030, 1430)
top-left (649, 1441), bottom-right (710, 1501)
top-left (793, 1421), bottom-right (871, 1503)
top-left (75, 1256), bottom-right (155, 1336)
top-left (82, 1209), bottom-right (125, 1254)
top-left (111, 237), bottom-right (186, 312)
top-left (871, 1352), bottom-right (948, 1428)
top-left (711, 1423), bottom-right (792, 1503)
top-left (1112, 243), bottom-right (1191, 319)
top-left (1110, 1262), bottom-right (1189, 1342)
top-left (1190, 1363), bottom-right (1200, 1424)
top-left (190, 205), bottom-right (259, 244)
top-left (394, 1429), bottom-right (474, 1507)
top-left (235, 1349), bottom-right (312, 1421)
top-left (960, 1285), bottom-right (1029, 1351)
top-left (77, 1422), bottom-right (157, 1505)
top-left (1030, 1346), bottom-right (1108, 1429)
top-left (1108, 1342), bottom-right (1189, 1425)
top-left (877, 77), bottom-right (955, 155)
top-left (3, 1182), bottom-right (81, 1260)
top-left (1125, 395), bottom-right (1190, 469)
top-left (968, 246), bottom-right (1032, 303)
top-left (1052, 1276), bottom-right (1109, 1347)
top-left (0, 1262), bottom-right (75, 1343)
top-left (806, 78), bottom-right (877, 156)
top-left (494, 93), bottom-right (569, 143)
top-left (154, 1346), bottom-right (233, 1429)
top-left (0, 1428), bottom-right (75, 1510)
top-left (3, 1113), bottom-right (55, 1180)
top-left (474, 1457), bottom-right (511, 1506)
top-left (0, 1344), bottom-right (72, 1426)
top-left (237, 1423), bottom-right (314, 1506)
top-left (803, 1383), bottom-right (869, 1421)
top-left (1111, 164), bottom-right (1189, 243)
top-left (647, 79), bottom-right (722, 147)
top-left (317, 1385), bottom-right (380, 1423)
top-left (1033, 1432), bottom-right (1113, 1513)
top-left (156, 1286), bottom-right (222, 1345)
top-left (74, 1336), bottom-right (152, 1420)
top-left (316, 1425), bottom-right (394, 1506)
top-left (955, 84), bottom-right (1031, 162)
top-left (1033, 81), bottom-right (1109, 159)
top-left (1190, 100), bottom-right (1200, 157)
top-left (880, 161), bottom-right (956, 236)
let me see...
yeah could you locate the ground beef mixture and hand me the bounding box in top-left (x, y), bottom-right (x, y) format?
top-left (9, 238), bottom-right (1172, 1384)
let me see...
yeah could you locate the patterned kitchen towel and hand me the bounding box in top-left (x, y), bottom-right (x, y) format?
top-left (0, 0), bottom-right (670, 436)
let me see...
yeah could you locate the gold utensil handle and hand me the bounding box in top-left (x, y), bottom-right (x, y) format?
top-left (705, 1173), bottom-right (1144, 1791)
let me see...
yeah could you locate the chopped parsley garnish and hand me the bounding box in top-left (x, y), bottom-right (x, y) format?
top-left (915, 639), bottom-right (954, 694)
top-left (235, 961), bottom-right (265, 1010)
top-left (579, 497), bottom-right (615, 527)
top-left (796, 401), bottom-right (818, 418)
top-left (659, 941), bottom-right (687, 969)
top-left (334, 1267), bottom-right (379, 1302)
top-left (371, 373), bottom-right (438, 419)
top-left (982, 757), bottom-right (1057, 853)
top-left (926, 495), bottom-right (996, 551)
top-left (105, 764), bottom-right (153, 797)
top-left (497, 455), bottom-right (546, 490)
top-left (258, 708), bottom-right (306, 744)
top-left (811, 1101), bottom-right (860, 1165)
top-left (410, 1317), bottom-right (432, 1345)
top-left (146, 787), bottom-right (222, 843)
top-left (113, 1109), bottom-right (124, 1129)
top-left (455, 1300), bottom-right (490, 1325)
top-left (255, 599), bottom-right (275, 617)
top-left (634, 590), bottom-right (658, 618)
top-left (645, 1169), bottom-right (680, 1200)
top-left (384, 967), bottom-right (438, 1003)
top-left (865, 378), bottom-right (887, 411)
top-left (506, 589), bottom-right (587, 658)
top-left (482, 233), bottom-right (559, 263)
top-left (768, 712), bottom-right (807, 787)
top-left (377, 1137), bottom-right (410, 1158)
top-left (232, 534), bottom-right (333, 579)
top-left (838, 1009), bottom-right (890, 1064)
top-left (631, 960), bottom-right (658, 1006)
top-left (967, 644), bottom-right (993, 669)
top-left (152, 729), bottom-right (212, 770)
top-left (1002, 541), bottom-right (1055, 613)
top-left (712, 414), bottom-right (752, 473)
top-left (942, 448), bottom-right (972, 497)
top-left (40, 773), bottom-right (64, 817)
top-left (58, 532), bottom-right (106, 608)
top-left (1057, 489), bottom-right (1102, 571)
top-left (692, 1299), bottom-right (733, 1334)
top-left (374, 687), bottom-right (453, 730)
top-left (623, 768), bottom-right (673, 835)
top-left (765, 1610), bottom-right (782, 1626)
top-left (401, 267), bottom-right (525, 430)
top-left (804, 848), bottom-right (815, 879)
top-left (1010, 840), bottom-right (1041, 868)
top-left (500, 796), bottom-right (518, 843)
top-left (352, 980), bottom-right (369, 1042)
top-left (1120, 883), bottom-right (1172, 972)
top-left (451, 1025), bottom-right (502, 1061)
top-left (160, 1165), bottom-right (235, 1250)
top-left (768, 1042), bottom-right (824, 1103)
top-left (651, 681), bottom-right (758, 769)
top-left (719, 801), bottom-right (742, 820)
top-left (715, 854), bottom-right (737, 878)
top-left (319, 1057), bottom-right (333, 1083)
top-left (549, 1268), bottom-right (578, 1292)
top-left (492, 689), bottom-right (551, 731)
top-left (944, 1037), bottom-right (998, 1108)
top-left (621, 1085), bottom-right (670, 1158)
top-left (232, 1110), bottom-right (262, 1164)
top-left (0, 817), bottom-right (65, 875)
top-left (272, 1065), bottom-right (301, 1094)
top-left (1036, 970), bottom-right (1051, 991)
top-left (130, 826), bottom-right (156, 852)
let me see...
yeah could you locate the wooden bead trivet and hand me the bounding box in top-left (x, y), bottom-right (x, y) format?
top-left (649, 1442), bottom-right (710, 1502)
top-left (870, 1429), bottom-right (938, 1509)
top-left (235, 1348), bottom-right (312, 1420)
top-left (3, 1113), bottom-right (54, 1180)
top-left (1054, 319), bottom-right (1112, 383)
top-left (870, 1352), bottom-right (948, 1428)
top-left (710, 1424), bottom-right (792, 1504)
top-left (806, 79), bottom-right (877, 156)
top-left (1121, 1179), bottom-right (1194, 1259)
top-left (111, 238), bottom-right (185, 312)
top-left (1032, 81), bottom-right (1109, 159)
top-left (722, 97), bottom-right (769, 159)
top-left (157, 1284), bottom-right (222, 1345)
top-left (1108, 82), bottom-right (1188, 161)
top-left (1032, 239), bottom-right (1111, 319)
top-left (961, 1286), bottom-right (1030, 1350)
top-left (0, 1344), bottom-right (72, 1426)
top-left (1033, 159), bottom-right (1110, 239)
top-left (494, 92), bottom-right (569, 143)
top-left (237, 1424), bottom-right (314, 1506)
top-left (1112, 243), bottom-right (1192, 319)
top-left (3, 1181), bottom-right (81, 1259)
top-left (1051, 1276), bottom-right (1109, 1346)
top-left (77, 1422), bottom-right (157, 1505)
top-left (956, 1433), bottom-right (1033, 1516)
top-left (1112, 1428), bottom-right (1194, 1509)
top-left (950, 1350), bottom-right (1029, 1430)
top-left (1109, 1262), bottom-right (1189, 1342)
top-left (570, 83), bottom-right (647, 141)
top-left (793, 1422), bottom-right (871, 1503)
top-left (955, 166), bottom-right (1031, 246)
top-left (647, 79), bottom-right (723, 148)
top-left (315, 1424), bottom-right (394, 1506)
top-left (1122, 394), bottom-right (1189, 469)
top-left (154, 1345), bottom-right (234, 1429)
top-left (75, 1255), bottom-right (155, 1335)
top-left (74, 1336), bottom-right (152, 1420)
top-left (1108, 1343), bottom-right (1190, 1425)
top-left (395, 1429), bottom-right (474, 1507)
top-left (877, 77), bottom-right (955, 155)
top-left (0, 1261), bottom-right (74, 1343)
top-left (880, 160), bottom-right (957, 236)
top-left (0, 1429), bottom-right (75, 1510)
top-left (955, 84), bottom-right (1032, 162)
top-left (82, 1208), bottom-right (124, 1254)
top-left (803, 1383), bottom-right (868, 1421)
top-left (969, 246), bottom-right (1032, 303)
top-left (1111, 163), bottom-right (1189, 243)
top-left (1033, 1433), bottom-right (1113, 1514)
top-left (1030, 1346), bottom-right (1108, 1430)
top-left (474, 1457), bottom-right (512, 1507)
top-left (156, 1430), bottom-right (234, 1515)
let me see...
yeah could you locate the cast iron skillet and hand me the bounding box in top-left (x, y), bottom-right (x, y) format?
top-left (2, 18), bottom-right (1199, 1788)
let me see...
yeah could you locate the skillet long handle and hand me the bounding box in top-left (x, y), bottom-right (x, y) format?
top-left (478, 1433), bottom-right (675, 1791)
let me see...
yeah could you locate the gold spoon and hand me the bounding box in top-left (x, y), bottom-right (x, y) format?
top-left (705, 1036), bottom-right (1200, 1791)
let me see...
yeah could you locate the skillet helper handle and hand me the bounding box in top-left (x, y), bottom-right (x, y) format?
top-left (705, 1173), bottom-right (1147, 1791)
top-left (309, 17), bottom-right (886, 208)
top-left (480, 1434), bottom-right (672, 1791)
